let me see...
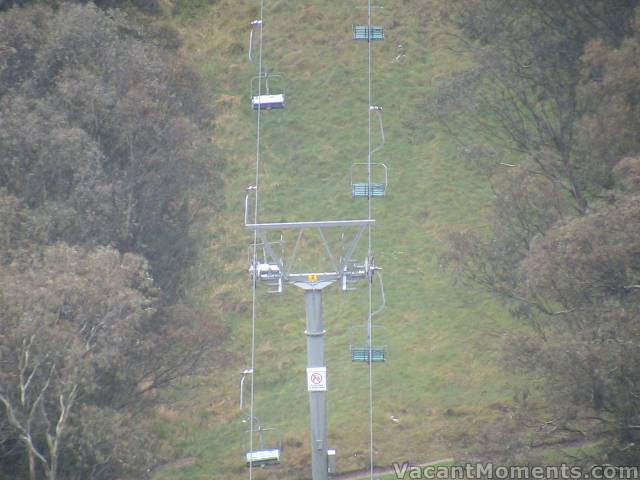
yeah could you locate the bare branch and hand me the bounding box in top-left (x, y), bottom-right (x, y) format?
top-left (0, 391), bottom-right (51, 478)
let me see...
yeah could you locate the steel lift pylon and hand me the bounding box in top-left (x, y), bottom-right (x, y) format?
top-left (245, 190), bottom-right (379, 480)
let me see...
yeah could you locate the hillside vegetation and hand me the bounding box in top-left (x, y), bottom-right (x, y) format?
top-left (161, 0), bottom-right (640, 478)
top-left (0, 3), bottom-right (224, 479)
top-left (156, 1), bottom-right (529, 478)
top-left (1, 1), bottom-right (639, 479)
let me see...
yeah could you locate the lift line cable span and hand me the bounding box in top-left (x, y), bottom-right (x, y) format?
top-left (242, 1), bottom-right (386, 478)
top-left (366, 0), bottom-right (377, 478)
top-left (248, 1), bottom-right (265, 480)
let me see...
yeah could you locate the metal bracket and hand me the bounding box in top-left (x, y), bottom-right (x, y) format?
top-left (341, 253), bottom-right (380, 289)
top-left (248, 20), bottom-right (262, 63)
top-left (245, 187), bottom-right (375, 288)
top-left (370, 105), bottom-right (385, 156)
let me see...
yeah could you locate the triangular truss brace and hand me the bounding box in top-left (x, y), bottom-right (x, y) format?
top-left (245, 190), bottom-right (378, 288)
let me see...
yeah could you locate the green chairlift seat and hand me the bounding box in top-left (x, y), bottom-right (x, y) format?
top-left (353, 25), bottom-right (385, 41)
top-left (348, 324), bottom-right (387, 363)
top-left (350, 346), bottom-right (386, 363)
top-left (351, 163), bottom-right (388, 198)
top-left (352, 183), bottom-right (386, 197)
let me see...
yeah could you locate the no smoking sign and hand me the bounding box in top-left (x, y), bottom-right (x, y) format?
top-left (306, 367), bottom-right (327, 391)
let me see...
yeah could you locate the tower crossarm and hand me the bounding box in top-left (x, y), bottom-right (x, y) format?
top-left (247, 219), bottom-right (374, 283)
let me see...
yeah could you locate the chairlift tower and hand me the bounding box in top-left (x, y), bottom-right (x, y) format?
top-left (245, 192), bottom-right (379, 480)
top-left (244, 2), bottom-right (387, 478)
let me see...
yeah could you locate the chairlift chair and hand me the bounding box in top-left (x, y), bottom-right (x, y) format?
top-left (353, 25), bottom-right (385, 41)
top-left (243, 419), bottom-right (281, 467)
top-left (347, 274), bottom-right (386, 362)
top-left (349, 324), bottom-right (387, 363)
top-left (246, 449), bottom-right (280, 467)
top-left (251, 73), bottom-right (285, 109)
top-left (351, 163), bottom-right (388, 198)
top-left (351, 105), bottom-right (387, 197)
top-left (351, 346), bottom-right (386, 362)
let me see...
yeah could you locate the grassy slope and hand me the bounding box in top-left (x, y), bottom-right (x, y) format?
top-left (154, 1), bottom-right (528, 478)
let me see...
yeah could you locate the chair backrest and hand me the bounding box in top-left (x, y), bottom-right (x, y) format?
top-left (353, 25), bottom-right (385, 41)
top-left (351, 163), bottom-right (388, 197)
top-left (350, 346), bottom-right (386, 362)
top-left (245, 449), bottom-right (280, 466)
top-left (250, 74), bottom-right (286, 108)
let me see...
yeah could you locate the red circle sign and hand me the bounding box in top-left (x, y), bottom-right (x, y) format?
top-left (310, 373), bottom-right (323, 385)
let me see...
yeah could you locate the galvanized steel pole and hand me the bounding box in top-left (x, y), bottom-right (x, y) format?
top-left (303, 285), bottom-right (329, 480)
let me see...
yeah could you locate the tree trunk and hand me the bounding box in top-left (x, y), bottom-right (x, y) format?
top-left (28, 449), bottom-right (36, 480)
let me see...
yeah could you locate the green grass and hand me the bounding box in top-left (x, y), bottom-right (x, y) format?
top-left (152, 1), bottom-right (532, 478)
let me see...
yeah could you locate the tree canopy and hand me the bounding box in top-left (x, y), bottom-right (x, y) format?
top-left (436, 0), bottom-right (640, 464)
top-left (0, 3), bottom-right (224, 479)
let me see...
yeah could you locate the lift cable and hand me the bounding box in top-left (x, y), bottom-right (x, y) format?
top-left (248, 1), bottom-right (265, 479)
top-left (366, 0), bottom-right (375, 479)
